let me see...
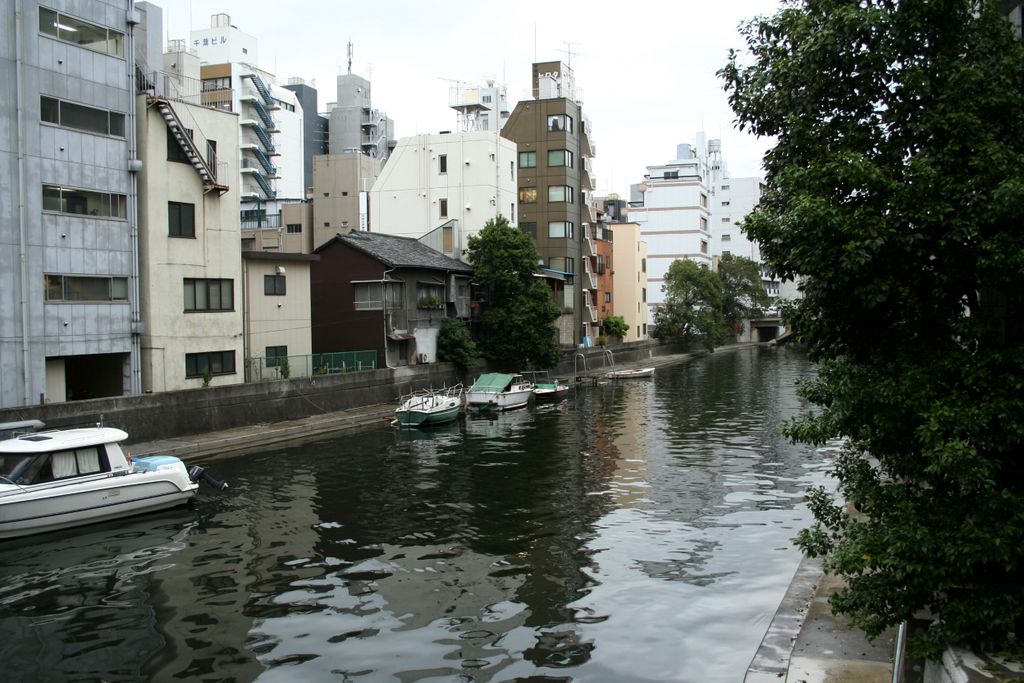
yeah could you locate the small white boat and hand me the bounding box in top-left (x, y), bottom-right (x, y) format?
top-left (395, 385), bottom-right (463, 427)
top-left (0, 427), bottom-right (222, 540)
top-left (466, 373), bottom-right (534, 411)
top-left (606, 367), bottom-right (655, 379)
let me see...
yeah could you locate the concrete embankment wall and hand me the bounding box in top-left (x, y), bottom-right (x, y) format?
top-left (0, 339), bottom-right (692, 444)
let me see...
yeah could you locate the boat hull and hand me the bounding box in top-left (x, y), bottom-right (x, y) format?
top-left (395, 405), bottom-right (461, 427)
top-left (394, 392), bottom-right (462, 427)
top-left (466, 388), bottom-right (532, 411)
top-left (607, 367), bottom-right (655, 379)
top-left (0, 474), bottom-right (198, 540)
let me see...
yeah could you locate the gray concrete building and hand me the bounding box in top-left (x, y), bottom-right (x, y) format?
top-left (1, 0), bottom-right (166, 407)
top-left (282, 77), bottom-right (328, 195)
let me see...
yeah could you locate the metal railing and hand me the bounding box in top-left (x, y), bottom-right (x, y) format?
top-left (240, 213), bottom-right (282, 229)
top-left (245, 350), bottom-right (377, 382)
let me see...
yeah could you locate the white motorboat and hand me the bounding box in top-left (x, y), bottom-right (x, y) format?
top-left (394, 385), bottom-right (463, 427)
top-left (0, 426), bottom-right (223, 540)
top-left (606, 367), bottom-right (655, 379)
top-left (466, 373), bottom-right (534, 411)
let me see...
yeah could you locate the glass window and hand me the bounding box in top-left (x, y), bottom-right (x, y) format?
top-left (185, 351), bottom-right (236, 378)
top-left (353, 282), bottom-right (383, 310)
top-left (438, 154), bottom-right (447, 173)
top-left (518, 187), bottom-right (537, 204)
top-left (42, 185), bottom-right (126, 219)
top-left (43, 275), bottom-right (128, 302)
top-left (264, 274), bottom-right (286, 295)
top-left (722, 234), bottom-right (732, 242)
top-left (520, 222), bottom-right (537, 238)
top-left (168, 202), bottom-right (195, 238)
top-left (548, 185), bottom-right (574, 203)
top-left (439, 198), bottom-right (448, 218)
top-left (266, 345), bottom-right (288, 367)
top-left (39, 7), bottom-right (125, 58)
top-left (518, 151), bottom-right (536, 168)
top-left (548, 221), bottom-right (574, 239)
top-left (547, 149), bottom-right (573, 167)
top-left (286, 223), bottom-right (302, 233)
top-left (547, 114), bottom-right (573, 133)
top-left (184, 279), bottom-right (234, 312)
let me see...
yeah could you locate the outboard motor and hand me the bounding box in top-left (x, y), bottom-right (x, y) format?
top-left (188, 465), bottom-right (229, 491)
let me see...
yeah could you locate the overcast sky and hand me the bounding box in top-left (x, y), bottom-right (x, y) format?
top-left (160, 0), bottom-right (782, 197)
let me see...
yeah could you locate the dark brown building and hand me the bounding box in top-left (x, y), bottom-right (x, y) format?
top-left (311, 232), bottom-right (473, 368)
top-left (501, 61), bottom-right (597, 346)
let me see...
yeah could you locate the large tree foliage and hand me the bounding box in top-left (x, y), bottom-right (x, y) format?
top-left (718, 254), bottom-right (770, 330)
top-left (436, 317), bottom-right (476, 373)
top-left (722, 0), bottom-right (1024, 656)
top-left (654, 259), bottom-right (725, 350)
top-left (467, 216), bottom-right (562, 369)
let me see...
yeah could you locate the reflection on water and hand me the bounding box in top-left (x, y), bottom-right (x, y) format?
top-left (0, 347), bottom-right (824, 682)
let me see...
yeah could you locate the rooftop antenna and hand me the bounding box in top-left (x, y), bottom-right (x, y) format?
top-left (347, 40), bottom-right (353, 74)
top-left (556, 41), bottom-right (582, 68)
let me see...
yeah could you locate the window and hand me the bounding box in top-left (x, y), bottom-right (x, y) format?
top-left (241, 238), bottom-right (255, 250)
top-left (642, 258), bottom-right (647, 272)
top-left (722, 234), bottom-right (732, 242)
top-left (520, 222), bottom-right (537, 238)
top-left (439, 198), bottom-right (448, 218)
top-left (167, 126), bottom-right (194, 163)
top-left (664, 170), bottom-right (679, 180)
top-left (700, 193), bottom-right (708, 208)
top-left (417, 283), bottom-right (444, 309)
top-left (168, 202), bottom-right (195, 238)
top-left (721, 185), bottom-right (730, 191)
top-left (39, 7), bottom-right (124, 57)
top-left (483, 95), bottom-right (492, 103)
top-left (286, 223), bottom-right (302, 233)
top-left (700, 240), bottom-right (709, 254)
top-left (604, 292), bottom-right (611, 303)
top-left (549, 256), bottom-right (575, 274)
top-left (642, 288), bottom-right (647, 302)
top-left (723, 250), bottom-right (731, 256)
top-left (519, 187), bottom-right (537, 203)
top-left (353, 282), bottom-right (383, 310)
top-left (548, 221), bottom-right (574, 239)
top-left (44, 275), bottom-right (128, 302)
top-left (202, 76), bottom-right (231, 91)
top-left (700, 216), bottom-right (708, 231)
top-left (438, 154), bottom-right (447, 173)
top-left (266, 345), bottom-right (288, 367)
top-left (722, 217), bottom-right (731, 223)
top-left (42, 185), bottom-right (126, 219)
top-left (519, 151), bottom-right (536, 168)
top-left (547, 149), bottom-right (573, 167)
top-left (721, 201), bottom-right (731, 206)
top-left (510, 160), bottom-right (515, 180)
top-left (183, 278), bottom-right (234, 312)
top-left (548, 185), bottom-right (574, 203)
top-left (185, 351), bottom-right (236, 378)
top-left (264, 274), bottom-right (286, 295)
top-left (40, 96), bottom-right (124, 137)
top-left (547, 114), bottom-right (573, 133)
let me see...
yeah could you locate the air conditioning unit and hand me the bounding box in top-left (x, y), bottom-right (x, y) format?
top-left (417, 352), bottom-right (429, 364)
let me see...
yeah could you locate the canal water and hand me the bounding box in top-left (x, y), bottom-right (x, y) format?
top-left (0, 346), bottom-right (828, 682)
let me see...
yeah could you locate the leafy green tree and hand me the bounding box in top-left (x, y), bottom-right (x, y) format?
top-left (654, 259), bottom-right (725, 350)
top-left (601, 315), bottom-right (629, 340)
top-left (718, 254), bottom-right (770, 332)
top-left (467, 215), bottom-right (562, 369)
top-left (722, 0), bottom-right (1024, 656)
top-left (436, 317), bottom-right (477, 373)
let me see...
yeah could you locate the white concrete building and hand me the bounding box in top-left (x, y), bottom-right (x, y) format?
top-left (629, 142), bottom-right (712, 324)
top-left (136, 54), bottom-right (243, 392)
top-left (184, 14), bottom-right (305, 220)
top-left (449, 80), bottom-right (510, 133)
top-left (369, 131), bottom-right (518, 262)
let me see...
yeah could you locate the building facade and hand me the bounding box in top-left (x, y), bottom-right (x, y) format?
top-left (369, 131), bottom-right (518, 261)
top-left (628, 142), bottom-right (713, 325)
top-left (0, 0), bottom-right (170, 407)
top-left (312, 152), bottom-right (382, 248)
top-left (328, 70), bottom-right (394, 163)
top-left (501, 61), bottom-right (598, 345)
top-left (610, 222), bottom-right (649, 343)
top-left (282, 77), bottom-right (328, 195)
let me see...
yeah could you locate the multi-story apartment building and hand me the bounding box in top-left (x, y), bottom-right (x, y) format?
top-left (0, 0), bottom-right (169, 407)
top-left (312, 152), bottom-right (382, 248)
top-left (502, 61), bottom-right (598, 345)
top-left (449, 80), bottom-right (510, 133)
top-left (368, 131), bottom-right (518, 261)
top-left (611, 222), bottom-right (649, 343)
top-left (328, 66), bottom-right (394, 164)
top-left (136, 45), bottom-right (243, 392)
top-left (184, 14), bottom-right (304, 223)
top-left (629, 142), bottom-right (713, 325)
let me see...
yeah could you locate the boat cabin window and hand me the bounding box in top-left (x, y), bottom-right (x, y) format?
top-left (0, 446), bottom-right (108, 484)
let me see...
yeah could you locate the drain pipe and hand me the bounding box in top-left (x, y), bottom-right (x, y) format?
top-left (381, 266), bottom-right (395, 369)
top-left (14, 0), bottom-right (32, 404)
top-left (125, 0), bottom-right (142, 395)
